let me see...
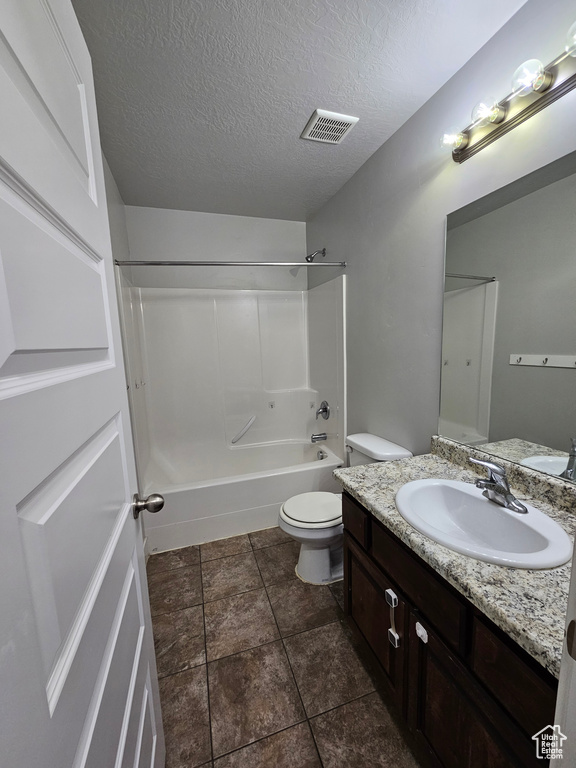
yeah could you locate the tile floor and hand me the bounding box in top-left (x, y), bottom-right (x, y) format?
top-left (147, 526), bottom-right (422, 768)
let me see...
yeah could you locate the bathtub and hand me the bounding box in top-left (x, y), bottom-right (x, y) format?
top-left (142, 443), bottom-right (344, 553)
top-left (437, 418), bottom-right (488, 447)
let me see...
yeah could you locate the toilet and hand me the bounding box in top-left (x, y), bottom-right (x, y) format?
top-left (278, 433), bottom-right (412, 584)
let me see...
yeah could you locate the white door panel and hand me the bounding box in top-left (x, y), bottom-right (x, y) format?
top-left (134, 676), bottom-right (158, 768)
top-left (0, 2), bottom-right (164, 767)
top-left (0, 0), bottom-right (104, 248)
top-left (17, 419), bottom-right (126, 681)
top-left (120, 662), bottom-right (158, 768)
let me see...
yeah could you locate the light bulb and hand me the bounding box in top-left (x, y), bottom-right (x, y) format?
top-left (511, 59), bottom-right (552, 95)
top-left (440, 128), bottom-right (468, 151)
top-left (471, 97), bottom-right (506, 126)
top-left (566, 21), bottom-right (576, 56)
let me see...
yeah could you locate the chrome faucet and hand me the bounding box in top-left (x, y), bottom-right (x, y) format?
top-left (311, 432), bottom-right (328, 443)
top-left (315, 400), bottom-right (330, 420)
top-left (469, 457), bottom-right (528, 514)
top-left (560, 438), bottom-right (576, 480)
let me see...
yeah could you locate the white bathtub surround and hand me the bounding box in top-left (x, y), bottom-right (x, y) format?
top-left (308, 277), bottom-right (347, 462)
top-left (138, 287), bottom-right (316, 460)
top-left (117, 206), bottom-right (346, 549)
top-left (133, 280), bottom-right (345, 548)
top-left (119, 277), bottom-right (345, 548)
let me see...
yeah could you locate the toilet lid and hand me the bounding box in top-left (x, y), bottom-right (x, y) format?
top-left (282, 492), bottom-right (341, 525)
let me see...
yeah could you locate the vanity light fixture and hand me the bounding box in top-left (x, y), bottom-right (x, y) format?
top-left (441, 127), bottom-right (468, 150)
top-left (471, 96), bottom-right (506, 126)
top-left (443, 19), bottom-right (576, 162)
top-left (567, 20), bottom-right (576, 55)
top-left (511, 59), bottom-right (552, 95)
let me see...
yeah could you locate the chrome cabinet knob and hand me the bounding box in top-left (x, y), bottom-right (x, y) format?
top-left (133, 492), bottom-right (164, 519)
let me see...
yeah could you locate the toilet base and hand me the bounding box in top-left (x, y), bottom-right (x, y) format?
top-left (278, 502), bottom-right (343, 586)
top-left (294, 538), bottom-right (343, 585)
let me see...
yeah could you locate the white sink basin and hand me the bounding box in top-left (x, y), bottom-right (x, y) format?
top-left (395, 479), bottom-right (572, 569)
top-left (520, 455), bottom-right (567, 476)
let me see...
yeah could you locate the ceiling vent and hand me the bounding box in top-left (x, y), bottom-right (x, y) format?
top-left (300, 109), bottom-right (359, 144)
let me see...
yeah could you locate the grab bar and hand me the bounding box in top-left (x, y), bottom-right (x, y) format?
top-left (231, 415), bottom-right (256, 444)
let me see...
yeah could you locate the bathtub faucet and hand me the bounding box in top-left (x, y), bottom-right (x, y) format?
top-left (311, 432), bottom-right (328, 443)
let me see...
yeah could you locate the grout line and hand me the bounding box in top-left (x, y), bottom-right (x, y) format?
top-left (147, 562), bottom-right (201, 583)
top-left (198, 528), bottom-right (294, 564)
top-left (202, 582), bottom-right (265, 606)
top-left (156, 660), bottom-right (205, 681)
top-left (151, 530), bottom-right (414, 767)
top-left (211, 718), bottom-right (309, 763)
top-left (280, 616), bottom-right (340, 642)
top-left (308, 689), bottom-right (378, 723)
top-left (201, 546), bottom-right (254, 564)
top-left (204, 594), bottom-right (340, 665)
top-left (208, 636), bottom-right (282, 666)
top-left (199, 555), bottom-right (215, 765)
top-left (257, 564), bottom-right (324, 766)
top-left (149, 596), bottom-right (203, 620)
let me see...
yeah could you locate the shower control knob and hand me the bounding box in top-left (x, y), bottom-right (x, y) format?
top-left (133, 492), bottom-right (165, 519)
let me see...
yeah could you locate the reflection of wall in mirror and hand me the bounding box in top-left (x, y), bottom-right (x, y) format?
top-left (443, 171), bottom-right (576, 452)
top-left (439, 281), bottom-right (498, 445)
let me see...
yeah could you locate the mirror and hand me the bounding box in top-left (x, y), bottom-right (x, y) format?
top-left (439, 151), bottom-right (576, 478)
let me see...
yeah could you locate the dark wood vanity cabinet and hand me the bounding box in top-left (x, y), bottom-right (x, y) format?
top-left (342, 492), bottom-right (557, 768)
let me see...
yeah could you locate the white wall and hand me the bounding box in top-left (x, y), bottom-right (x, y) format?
top-left (306, 0), bottom-right (576, 456)
top-left (439, 282), bottom-right (497, 444)
top-left (125, 206), bottom-right (306, 260)
top-left (103, 159), bottom-right (151, 481)
top-left (124, 206), bottom-right (307, 289)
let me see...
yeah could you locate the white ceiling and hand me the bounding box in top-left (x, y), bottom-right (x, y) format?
top-left (71, 0), bottom-right (527, 221)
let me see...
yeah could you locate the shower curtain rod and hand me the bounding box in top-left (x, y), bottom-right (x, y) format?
top-left (114, 259), bottom-right (347, 268)
top-left (445, 272), bottom-right (495, 282)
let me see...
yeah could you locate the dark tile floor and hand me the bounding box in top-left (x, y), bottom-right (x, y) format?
top-left (147, 527), bottom-right (422, 768)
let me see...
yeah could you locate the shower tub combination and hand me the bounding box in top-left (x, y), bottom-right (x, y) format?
top-left (142, 443), bottom-right (343, 553)
top-left (117, 260), bottom-right (346, 553)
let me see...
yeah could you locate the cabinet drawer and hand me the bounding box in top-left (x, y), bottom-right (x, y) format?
top-left (342, 493), bottom-right (369, 549)
top-left (471, 616), bottom-right (557, 738)
top-left (371, 520), bottom-right (467, 654)
top-left (346, 538), bottom-right (405, 707)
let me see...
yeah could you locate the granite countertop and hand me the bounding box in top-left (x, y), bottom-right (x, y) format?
top-left (479, 438), bottom-right (567, 465)
top-left (334, 452), bottom-right (576, 678)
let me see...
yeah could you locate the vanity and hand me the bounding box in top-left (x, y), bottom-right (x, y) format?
top-left (335, 437), bottom-right (576, 768)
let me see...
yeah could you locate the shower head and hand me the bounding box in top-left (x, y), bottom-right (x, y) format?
top-left (305, 248), bottom-right (326, 263)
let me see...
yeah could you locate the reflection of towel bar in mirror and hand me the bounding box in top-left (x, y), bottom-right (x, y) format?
top-left (509, 354), bottom-right (576, 369)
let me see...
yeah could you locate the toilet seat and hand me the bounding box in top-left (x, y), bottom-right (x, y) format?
top-left (280, 491), bottom-right (342, 529)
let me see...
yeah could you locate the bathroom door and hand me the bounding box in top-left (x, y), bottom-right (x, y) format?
top-left (0, 2), bottom-right (164, 767)
top-left (555, 549), bottom-right (576, 762)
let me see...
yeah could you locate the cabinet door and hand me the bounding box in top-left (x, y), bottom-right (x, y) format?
top-left (407, 613), bottom-right (542, 768)
top-left (344, 534), bottom-right (406, 709)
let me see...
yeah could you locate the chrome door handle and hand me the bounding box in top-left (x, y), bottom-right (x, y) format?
top-left (133, 493), bottom-right (164, 519)
top-left (385, 588), bottom-right (401, 648)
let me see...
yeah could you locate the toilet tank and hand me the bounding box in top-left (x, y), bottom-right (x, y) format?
top-left (346, 433), bottom-right (412, 466)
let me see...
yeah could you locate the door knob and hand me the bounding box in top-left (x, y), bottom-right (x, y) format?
top-left (133, 493), bottom-right (164, 519)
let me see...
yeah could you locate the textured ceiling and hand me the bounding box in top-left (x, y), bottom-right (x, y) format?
top-left (71, 0), bottom-right (527, 221)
